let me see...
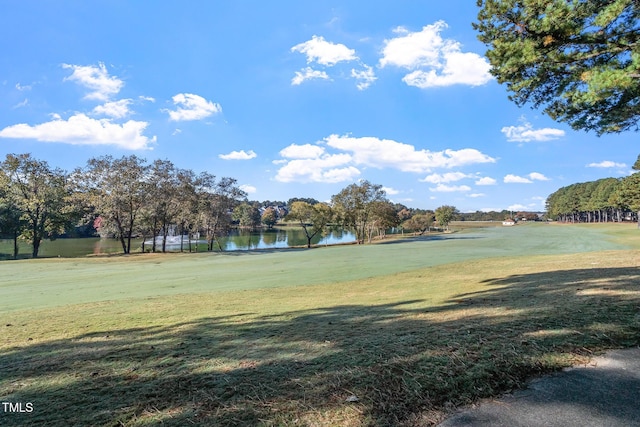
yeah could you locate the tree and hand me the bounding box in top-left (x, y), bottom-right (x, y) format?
top-left (475, 0), bottom-right (640, 134)
top-left (619, 154), bottom-right (640, 228)
top-left (286, 201), bottom-right (333, 248)
top-left (368, 201), bottom-right (401, 241)
top-left (1, 154), bottom-right (72, 258)
top-left (76, 155), bottom-right (149, 254)
top-left (435, 205), bottom-right (458, 231)
top-left (403, 213), bottom-right (434, 235)
top-left (331, 181), bottom-right (387, 244)
top-left (261, 207), bottom-right (278, 229)
top-left (145, 159), bottom-right (182, 253)
top-left (233, 202), bottom-right (261, 230)
top-left (197, 175), bottom-right (246, 251)
top-left (0, 170), bottom-right (24, 259)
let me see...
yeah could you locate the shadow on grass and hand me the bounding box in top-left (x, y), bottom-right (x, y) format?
top-left (1, 268), bottom-right (640, 426)
top-left (376, 235), bottom-right (484, 245)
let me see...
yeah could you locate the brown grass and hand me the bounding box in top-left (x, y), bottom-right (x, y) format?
top-left (2, 249), bottom-right (640, 426)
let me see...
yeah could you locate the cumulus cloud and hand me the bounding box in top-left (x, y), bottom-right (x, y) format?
top-left (291, 67), bottom-right (331, 86)
top-left (429, 184), bottom-right (471, 192)
top-left (275, 154), bottom-right (360, 183)
top-left (351, 65), bottom-right (377, 90)
top-left (420, 172), bottom-right (469, 183)
top-left (325, 134), bottom-right (495, 173)
top-left (379, 21), bottom-right (492, 88)
top-left (528, 172), bottom-right (550, 181)
top-left (469, 193), bottom-right (485, 198)
top-left (501, 119), bottom-right (565, 142)
top-left (587, 160), bottom-right (627, 168)
top-left (475, 176), bottom-right (497, 186)
top-left (0, 113), bottom-right (155, 150)
top-left (93, 99), bottom-right (132, 119)
top-left (62, 63), bottom-right (123, 101)
top-left (504, 174), bottom-right (532, 184)
top-left (167, 93), bottom-right (221, 121)
top-left (291, 35), bottom-right (357, 66)
top-left (279, 143), bottom-right (326, 159)
top-left (382, 186), bottom-right (399, 195)
top-left (274, 134), bottom-right (495, 184)
top-left (239, 184), bottom-right (257, 194)
top-left (218, 150), bottom-right (257, 160)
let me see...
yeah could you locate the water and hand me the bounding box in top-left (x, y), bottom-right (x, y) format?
top-left (0, 227), bottom-right (356, 258)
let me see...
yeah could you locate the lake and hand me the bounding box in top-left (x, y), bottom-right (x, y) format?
top-left (0, 227), bottom-right (356, 258)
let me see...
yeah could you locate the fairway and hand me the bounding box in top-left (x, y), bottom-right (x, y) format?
top-left (0, 223), bottom-right (630, 312)
top-left (1, 223), bottom-right (639, 426)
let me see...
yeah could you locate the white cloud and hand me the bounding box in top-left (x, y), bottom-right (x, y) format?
top-left (475, 176), bottom-right (497, 186)
top-left (504, 174), bottom-right (533, 184)
top-left (275, 134), bottom-right (495, 184)
top-left (239, 184), bottom-right (257, 194)
top-left (351, 65), bottom-right (377, 90)
top-left (291, 35), bottom-right (357, 66)
top-left (429, 184), bottom-right (471, 192)
top-left (291, 67), bottom-right (330, 86)
top-left (508, 204), bottom-right (528, 211)
top-left (279, 143), bottom-right (325, 159)
top-left (16, 83), bottom-right (32, 91)
top-left (0, 113), bottom-right (155, 150)
top-left (379, 21), bottom-right (492, 88)
top-left (325, 134), bottom-right (495, 173)
top-left (402, 51), bottom-right (493, 88)
top-left (167, 93), bottom-right (221, 121)
top-left (275, 154), bottom-right (359, 183)
top-left (528, 172), bottom-right (550, 181)
top-left (12, 99), bottom-right (28, 109)
top-left (62, 63), bottom-right (123, 101)
top-left (501, 120), bottom-right (565, 142)
top-left (93, 99), bottom-right (132, 119)
top-left (469, 193), bottom-right (485, 198)
top-left (587, 160), bottom-right (627, 168)
top-left (382, 186), bottom-right (399, 195)
top-left (420, 172), bottom-right (469, 183)
top-left (218, 150), bottom-right (257, 160)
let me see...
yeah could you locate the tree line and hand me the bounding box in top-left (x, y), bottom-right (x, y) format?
top-left (0, 153), bottom-right (249, 258)
top-left (1, 153), bottom-right (521, 259)
top-left (546, 156), bottom-right (640, 225)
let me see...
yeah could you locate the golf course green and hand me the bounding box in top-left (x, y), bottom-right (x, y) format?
top-left (1, 223), bottom-right (639, 426)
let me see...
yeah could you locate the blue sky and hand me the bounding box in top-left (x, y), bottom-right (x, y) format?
top-left (0, 1), bottom-right (637, 212)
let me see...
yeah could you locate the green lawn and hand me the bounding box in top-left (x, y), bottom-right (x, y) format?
top-left (1, 223), bottom-right (639, 426)
top-left (0, 223), bottom-right (632, 312)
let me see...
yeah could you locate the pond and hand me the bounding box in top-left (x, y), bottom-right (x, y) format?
top-left (0, 227), bottom-right (356, 258)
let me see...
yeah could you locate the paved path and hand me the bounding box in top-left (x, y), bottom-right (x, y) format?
top-left (438, 347), bottom-right (640, 427)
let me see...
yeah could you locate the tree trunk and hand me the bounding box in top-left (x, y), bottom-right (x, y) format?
top-left (31, 220), bottom-right (40, 258)
top-left (179, 223), bottom-right (185, 252)
top-left (152, 218), bottom-right (158, 252)
top-left (12, 230), bottom-right (18, 259)
top-left (126, 224), bottom-right (133, 254)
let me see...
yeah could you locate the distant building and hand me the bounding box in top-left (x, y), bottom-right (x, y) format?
top-left (502, 219), bottom-right (516, 226)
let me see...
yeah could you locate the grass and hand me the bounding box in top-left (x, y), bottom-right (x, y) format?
top-left (0, 223), bottom-right (630, 312)
top-left (1, 223), bottom-right (640, 426)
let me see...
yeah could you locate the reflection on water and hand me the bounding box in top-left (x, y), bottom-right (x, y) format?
top-left (0, 227), bottom-right (356, 258)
